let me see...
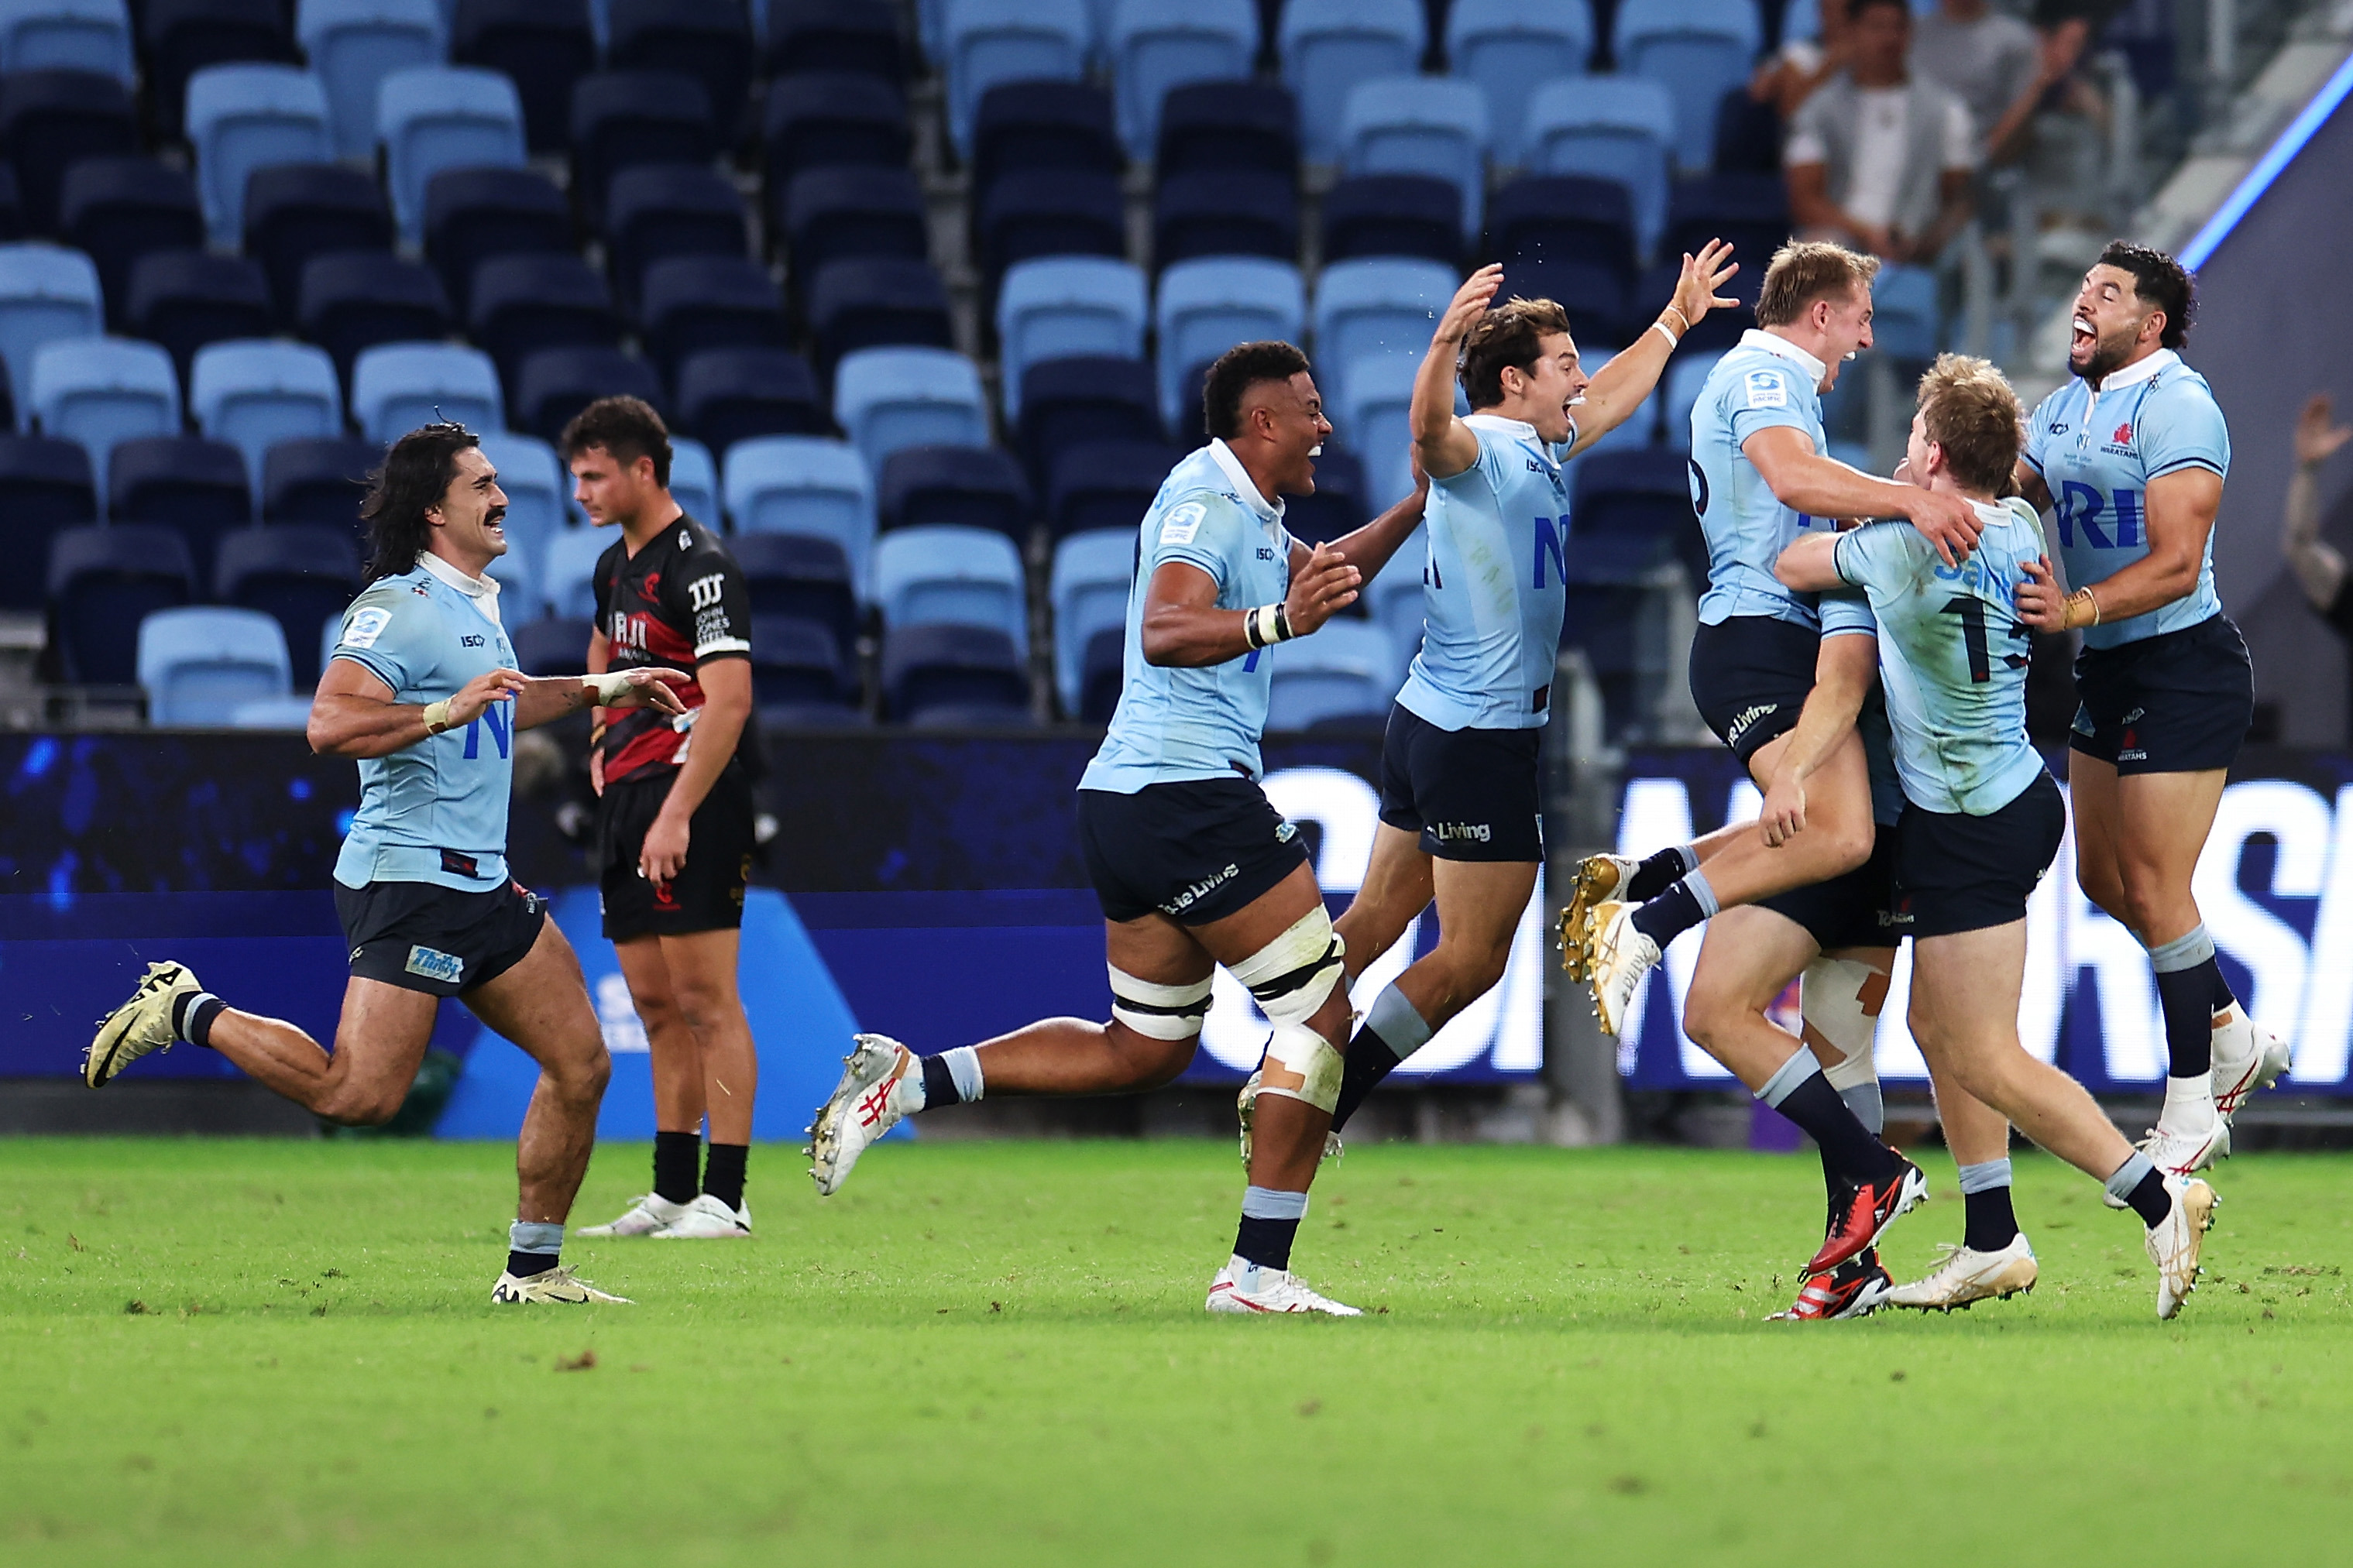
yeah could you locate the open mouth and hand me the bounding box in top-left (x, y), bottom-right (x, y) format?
top-left (2071, 316), bottom-right (2096, 345)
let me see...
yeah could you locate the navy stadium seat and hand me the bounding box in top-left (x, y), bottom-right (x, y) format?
top-left (261, 434), bottom-right (380, 533)
top-left (1572, 445), bottom-right (1707, 592)
top-left (1279, 443), bottom-right (1366, 548)
top-left (780, 164), bottom-right (925, 274)
top-left (747, 612), bottom-right (850, 709)
top-left (1153, 168), bottom-right (1295, 266)
top-left (1077, 622), bottom-right (1122, 722)
top-left (467, 251), bottom-right (617, 384)
top-left (0, 431), bottom-right (92, 606)
top-left (970, 77), bottom-right (1118, 194)
top-left (1048, 439), bottom-right (1181, 540)
top-left (764, 0), bottom-right (905, 83)
top-left (1154, 79), bottom-right (1295, 180)
top-left (673, 345), bottom-right (824, 451)
top-left (638, 257), bottom-right (788, 385)
top-left (972, 168), bottom-right (1123, 294)
top-left (243, 162), bottom-right (394, 321)
top-left (1319, 173), bottom-right (1460, 267)
top-left (877, 444), bottom-right (1028, 542)
top-left (510, 345), bottom-right (661, 444)
top-left (761, 71), bottom-right (909, 184)
top-left (568, 70), bottom-right (716, 226)
top-left (46, 521), bottom-right (194, 684)
top-left (730, 530), bottom-right (856, 656)
top-left (108, 434), bottom-right (252, 582)
top-left (805, 256), bottom-right (952, 374)
top-left (422, 166), bottom-right (572, 317)
top-left (60, 157), bottom-right (201, 324)
top-left (1712, 85), bottom-right (1782, 175)
top-left (507, 616), bottom-right (591, 676)
top-left (1499, 249), bottom-right (1633, 345)
top-left (1015, 355), bottom-right (1159, 491)
top-left (1488, 174), bottom-right (1637, 301)
top-left (0, 67), bottom-right (136, 233)
top-left (214, 521), bottom-right (361, 686)
top-left (607, 0), bottom-right (753, 144)
top-left (1664, 171), bottom-right (1791, 274)
top-left (449, 0), bottom-right (596, 154)
top-left (0, 163), bottom-right (21, 239)
top-left (141, 0), bottom-right (297, 135)
top-left (125, 250), bottom-right (272, 377)
top-left (297, 251), bottom-right (451, 382)
top-left (881, 620), bottom-right (1025, 722)
top-left (606, 164), bottom-right (750, 315)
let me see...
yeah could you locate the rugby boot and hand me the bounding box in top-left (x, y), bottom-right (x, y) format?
top-left (1806, 1155), bottom-right (1928, 1275)
top-left (490, 1264), bottom-right (632, 1304)
top-left (1204, 1256), bottom-right (1362, 1316)
top-left (2146, 1175), bottom-right (2217, 1321)
top-left (1888, 1235), bottom-right (2039, 1312)
top-left (1769, 1250), bottom-right (1891, 1321)
top-left (651, 1194), bottom-right (752, 1238)
top-left (2107, 1082), bottom-right (2227, 1207)
top-left (2210, 1005), bottom-right (2291, 1119)
top-left (809, 1033), bottom-right (919, 1196)
top-left (1559, 854), bottom-right (1639, 982)
top-left (1585, 903), bottom-right (1660, 1038)
top-left (85, 961), bottom-right (201, 1087)
top-left (577, 1193), bottom-right (689, 1237)
top-left (1235, 1065), bottom-right (1342, 1166)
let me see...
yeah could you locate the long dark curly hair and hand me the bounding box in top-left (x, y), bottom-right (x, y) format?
top-left (359, 422), bottom-right (480, 581)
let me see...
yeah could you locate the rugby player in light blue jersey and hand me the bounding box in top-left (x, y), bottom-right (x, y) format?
top-left (809, 341), bottom-right (1429, 1316)
top-left (1778, 355), bottom-right (2217, 1319)
top-left (85, 423), bottom-right (691, 1306)
top-left (2010, 242), bottom-right (2286, 1180)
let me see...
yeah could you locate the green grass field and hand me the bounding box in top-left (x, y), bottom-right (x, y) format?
top-left (4, 1136), bottom-right (2350, 1566)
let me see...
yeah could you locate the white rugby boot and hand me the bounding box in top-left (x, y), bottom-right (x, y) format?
top-left (2106, 1080), bottom-right (2227, 1208)
top-left (1235, 1067), bottom-right (1342, 1166)
top-left (1559, 854), bottom-right (1640, 982)
top-left (1585, 903), bottom-right (1660, 1039)
top-left (652, 1194), bottom-right (752, 1238)
top-left (2211, 1006), bottom-right (2291, 1120)
top-left (1887, 1235), bottom-right (2039, 1312)
top-left (576, 1193), bottom-right (689, 1237)
top-left (809, 1033), bottom-right (919, 1196)
top-left (1204, 1256), bottom-right (1362, 1316)
top-left (2146, 1175), bottom-right (2217, 1321)
top-left (85, 960), bottom-right (201, 1087)
top-left (490, 1264), bottom-right (632, 1304)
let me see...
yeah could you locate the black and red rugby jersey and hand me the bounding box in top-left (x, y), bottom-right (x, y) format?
top-left (592, 512), bottom-right (752, 786)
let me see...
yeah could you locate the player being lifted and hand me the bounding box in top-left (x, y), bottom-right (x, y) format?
top-left (84, 423), bottom-right (689, 1304)
top-left (1777, 355), bottom-right (2217, 1319)
top-left (2011, 242), bottom-right (2286, 1176)
top-left (806, 341), bottom-right (1427, 1314)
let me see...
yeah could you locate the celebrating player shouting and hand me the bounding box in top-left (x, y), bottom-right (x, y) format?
top-left (808, 341), bottom-right (1426, 1315)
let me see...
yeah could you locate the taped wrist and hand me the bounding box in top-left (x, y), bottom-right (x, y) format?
top-left (421, 698), bottom-right (454, 735)
top-left (583, 671), bottom-right (637, 705)
top-left (1242, 602), bottom-right (1294, 650)
top-left (1108, 966), bottom-right (1213, 1041)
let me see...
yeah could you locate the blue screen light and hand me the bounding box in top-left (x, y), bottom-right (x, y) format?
top-left (2181, 50), bottom-right (2353, 272)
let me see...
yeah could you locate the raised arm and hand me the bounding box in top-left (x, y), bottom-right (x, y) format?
top-left (1139, 545), bottom-right (1361, 668)
top-left (1746, 425), bottom-right (1984, 563)
top-left (1411, 265), bottom-right (1500, 481)
top-left (1564, 240), bottom-right (1739, 459)
top-left (1308, 461), bottom-right (1429, 586)
top-left (2284, 392), bottom-right (2352, 612)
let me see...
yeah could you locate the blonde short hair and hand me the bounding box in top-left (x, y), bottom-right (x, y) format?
top-left (1754, 242), bottom-right (1881, 328)
top-left (1915, 353), bottom-right (2024, 495)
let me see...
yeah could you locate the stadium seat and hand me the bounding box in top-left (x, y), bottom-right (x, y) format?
top-left (1661, 348), bottom-right (1721, 447)
top-left (0, 0), bottom-right (132, 83)
top-left (1311, 256), bottom-right (1450, 414)
top-left (1367, 523), bottom-right (1424, 656)
top-left (1047, 438), bottom-right (1180, 540)
top-left (1575, 345), bottom-right (1660, 454)
top-left (467, 252), bottom-right (617, 385)
top-left (746, 612), bottom-right (852, 711)
top-left (510, 345), bottom-right (661, 444)
top-left (1264, 618), bottom-right (1394, 729)
top-left (833, 345), bottom-right (987, 479)
top-left (762, 71), bottom-right (910, 186)
top-left (1613, 0), bottom-right (1760, 174)
top-left (1524, 76), bottom-right (1675, 259)
top-left (730, 530), bottom-right (855, 655)
top-left (1104, 0), bottom-right (1254, 159)
top-left (125, 250), bottom-right (273, 377)
top-left (1663, 172), bottom-right (1790, 278)
top-left (108, 434), bottom-right (251, 579)
top-left (1572, 445), bottom-right (1706, 590)
top-left (474, 429), bottom-right (565, 571)
top-left (1155, 78), bottom-right (1295, 180)
top-left (29, 335), bottom-right (177, 475)
top-left (1075, 622), bottom-right (1122, 720)
top-left (46, 522), bottom-right (194, 682)
top-left (1016, 355), bottom-right (1159, 489)
top-left (60, 157), bottom-right (201, 328)
top-left (421, 166), bottom-right (569, 317)
top-left (764, 0), bottom-right (905, 84)
top-left (994, 257), bottom-right (1146, 419)
top-left (1278, 441), bottom-right (1366, 546)
top-left (971, 169), bottom-right (1125, 295)
top-left (606, 163), bottom-right (749, 318)
top-left (667, 434), bottom-right (717, 523)
top-left (639, 258), bottom-right (788, 386)
top-left (1048, 526), bottom-right (1132, 714)
top-left (804, 256), bottom-right (953, 375)
top-left (538, 522), bottom-right (607, 619)
top-left (296, 0), bottom-right (444, 160)
top-left (1332, 348), bottom-right (1418, 510)
top-left (1712, 84), bottom-right (1783, 176)
top-left (214, 523), bottom-right (360, 686)
top-left (673, 345), bottom-right (824, 453)
top-left (349, 341), bottom-right (500, 444)
top-left (137, 604), bottom-right (290, 722)
top-left (1870, 262), bottom-right (1941, 363)
top-left (0, 162), bottom-right (25, 241)
top-left (878, 444), bottom-right (1028, 543)
top-left (507, 614), bottom-right (590, 675)
top-left (940, 0), bottom-right (1086, 157)
top-left (1152, 168), bottom-right (1297, 268)
top-left (183, 63), bottom-right (328, 245)
top-left (0, 239), bottom-right (98, 417)
top-left (191, 338), bottom-right (342, 492)
top-left (449, 0), bottom-right (594, 154)
top-left (0, 68), bottom-right (132, 235)
top-left (880, 619), bottom-right (1027, 721)
top-left (297, 252), bottom-right (451, 382)
top-left (1487, 173), bottom-right (1638, 307)
top-left (1446, 0), bottom-right (1592, 166)
top-left (142, 0), bottom-right (297, 136)
top-left (779, 165), bottom-right (926, 276)
top-left (243, 163), bottom-right (395, 321)
top-left (568, 70), bottom-right (714, 228)
top-left (0, 430), bottom-right (91, 606)
top-left (722, 434), bottom-right (875, 593)
top-left (970, 78), bottom-right (1116, 196)
top-left (1318, 173), bottom-right (1461, 268)
top-left (607, 0), bottom-right (753, 144)
top-left (1339, 77), bottom-right (1489, 239)
top-left (261, 434), bottom-right (380, 530)
top-left (378, 65), bottom-right (527, 245)
top-left (1276, 0), bottom-right (1422, 163)
top-left (1152, 256), bottom-right (1304, 432)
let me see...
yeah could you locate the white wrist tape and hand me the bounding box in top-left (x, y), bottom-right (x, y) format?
top-left (1651, 319), bottom-right (1681, 349)
top-left (583, 671), bottom-right (638, 705)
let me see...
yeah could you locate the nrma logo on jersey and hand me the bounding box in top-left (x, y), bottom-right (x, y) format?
top-left (1613, 770), bottom-right (2353, 1093)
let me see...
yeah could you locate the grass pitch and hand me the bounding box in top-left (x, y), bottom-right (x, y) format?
top-left (4, 1137), bottom-right (2350, 1566)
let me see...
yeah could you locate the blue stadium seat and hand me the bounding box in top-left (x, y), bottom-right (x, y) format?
top-left (215, 523), bottom-right (359, 686)
top-left (507, 615), bottom-right (591, 676)
top-left (806, 259), bottom-right (953, 377)
top-left (475, 429), bottom-right (565, 571)
top-left (378, 64), bottom-right (527, 245)
top-left (640, 257), bottom-right (788, 385)
top-left (1332, 348), bottom-right (1418, 510)
top-left (765, 0), bottom-right (905, 84)
top-left (262, 434), bottom-right (380, 530)
top-left (467, 252), bottom-right (616, 384)
top-left (1155, 78), bottom-right (1295, 180)
top-left (0, 68), bottom-right (132, 235)
top-left (421, 165), bottom-right (568, 317)
top-left (60, 158), bottom-right (201, 324)
top-left (1075, 621), bottom-right (1122, 720)
top-left (667, 434), bottom-right (718, 524)
top-left (970, 78), bottom-right (1115, 194)
top-left (607, 163), bottom-right (749, 319)
top-left (1870, 262), bottom-right (1940, 362)
top-left (722, 434), bottom-right (876, 595)
top-left (297, 252), bottom-right (451, 382)
top-left (609, 0), bottom-right (751, 143)
top-left (1574, 345), bottom-right (1661, 454)
top-left (0, 430), bottom-right (91, 606)
top-left (538, 523), bottom-right (607, 619)
top-left (1104, 0), bottom-right (1254, 158)
top-left (191, 338), bottom-right (342, 492)
top-left (47, 522), bottom-right (193, 681)
top-left (1571, 444), bottom-right (1706, 591)
top-left (1152, 256), bottom-right (1304, 433)
top-left (833, 345), bottom-right (987, 478)
top-left (1311, 256), bottom-right (1450, 414)
top-left (449, 0), bottom-right (593, 154)
top-left (125, 250), bottom-right (272, 377)
top-left (1664, 171), bottom-right (1789, 276)
top-left (510, 345), bottom-right (661, 444)
top-left (1264, 618), bottom-right (1394, 729)
top-left (1613, 0), bottom-right (1760, 174)
top-left (763, 72), bottom-right (910, 186)
top-left (731, 529), bottom-right (856, 657)
top-left (297, 0), bottom-right (445, 159)
top-left (1048, 527), bottom-right (1132, 715)
top-left (1047, 437), bottom-right (1179, 540)
top-left (972, 168), bottom-right (1124, 294)
top-left (875, 523), bottom-right (1026, 651)
top-left (1277, 0), bottom-right (1422, 163)
top-left (242, 163), bottom-right (394, 321)
top-left (108, 434), bottom-right (251, 582)
top-left (349, 341), bottom-right (500, 443)
top-left (1319, 173), bottom-right (1461, 268)
top-left (1279, 441), bottom-right (1366, 545)
top-left (138, 604), bottom-right (290, 722)
top-left (1152, 168), bottom-right (1297, 268)
top-left (1445, 0), bottom-right (1591, 166)
top-left (30, 335), bottom-right (176, 474)
top-left (780, 165), bottom-right (924, 276)
top-left (183, 63), bottom-right (328, 245)
top-left (940, 0), bottom-right (1087, 157)
top-left (1661, 348), bottom-right (1721, 447)
top-left (1016, 354), bottom-right (1159, 489)
top-left (0, 240), bottom-right (98, 419)
top-left (994, 257), bottom-right (1146, 420)
top-left (1524, 76), bottom-right (1675, 259)
top-left (877, 444), bottom-right (1028, 543)
top-left (142, 0), bottom-right (297, 136)
top-left (747, 612), bottom-right (853, 712)
top-left (882, 620), bottom-right (1025, 722)
top-left (673, 345), bottom-right (824, 453)
top-left (568, 70), bottom-right (714, 228)
top-left (1367, 523), bottom-right (1425, 657)
top-left (0, 0), bottom-right (132, 82)
top-left (1339, 76), bottom-right (1489, 239)
top-left (478, 532), bottom-right (534, 613)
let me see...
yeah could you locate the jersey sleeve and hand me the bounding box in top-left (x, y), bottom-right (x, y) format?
top-left (1146, 490), bottom-right (1248, 590)
top-left (1817, 588), bottom-right (1877, 639)
top-left (1724, 362), bottom-right (1815, 447)
top-left (1833, 520), bottom-right (1931, 595)
top-left (665, 540), bottom-right (753, 663)
top-left (2020, 389), bottom-right (2057, 476)
top-left (2140, 378), bottom-right (2231, 480)
top-left (591, 541), bottom-right (621, 638)
top-left (328, 588), bottom-right (428, 695)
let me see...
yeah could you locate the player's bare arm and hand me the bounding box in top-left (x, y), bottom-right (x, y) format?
top-left (2284, 392), bottom-right (2353, 609)
top-left (307, 660), bottom-right (528, 757)
top-left (1297, 458), bottom-right (1429, 585)
top-left (1755, 619), bottom-right (1877, 849)
top-left (1411, 263), bottom-right (1501, 479)
top-left (1746, 426), bottom-right (1983, 563)
top-left (2014, 467), bottom-right (2220, 632)
top-left (638, 657), bottom-right (751, 884)
top-left (1138, 546), bottom-right (1360, 667)
top-left (1565, 239), bottom-right (1740, 458)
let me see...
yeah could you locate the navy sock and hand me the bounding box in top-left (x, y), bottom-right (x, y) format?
top-left (702, 1141), bottom-right (747, 1210)
top-left (1963, 1185), bottom-right (2018, 1252)
top-left (1328, 1028), bottom-right (1402, 1133)
top-left (2154, 959), bottom-right (2221, 1078)
top-left (2212, 964), bottom-right (2238, 1011)
top-left (653, 1130), bottom-right (700, 1206)
top-left (1773, 1074), bottom-right (1900, 1187)
top-left (2125, 1167), bottom-right (2173, 1229)
top-left (1234, 1215), bottom-right (1300, 1271)
top-left (920, 1054), bottom-right (960, 1109)
top-left (1626, 846), bottom-right (1696, 902)
top-left (1630, 877), bottom-right (1711, 947)
top-left (506, 1250), bottom-right (558, 1278)
top-left (170, 990), bottom-right (225, 1048)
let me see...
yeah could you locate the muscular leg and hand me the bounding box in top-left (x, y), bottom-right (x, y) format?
top-left (201, 979), bottom-right (438, 1125)
top-left (659, 928), bottom-right (757, 1146)
top-left (962, 913), bottom-right (1210, 1096)
top-left (614, 935), bottom-right (703, 1134)
top-left (1333, 824), bottom-right (1433, 983)
top-left (461, 918), bottom-right (613, 1225)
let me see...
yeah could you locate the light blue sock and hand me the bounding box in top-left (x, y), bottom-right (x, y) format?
top-left (1240, 1186), bottom-right (1310, 1220)
top-left (1755, 1052), bottom-right (1821, 1109)
top-left (1363, 983), bottom-right (1432, 1059)
top-left (508, 1220), bottom-right (562, 1256)
top-left (1957, 1158), bottom-right (2013, 1195)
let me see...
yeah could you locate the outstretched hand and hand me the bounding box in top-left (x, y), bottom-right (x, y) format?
top-left (2298, 393), bottom-right (2352, 468)
top-left (591, 667), bottom-right (692, 715)
top-left (1669, 238), bottom-right (1740, 326)
top-left (1435, 263), bottom-right (1505, 345)
top-left (1283, 540), bottom-right (1362, 637)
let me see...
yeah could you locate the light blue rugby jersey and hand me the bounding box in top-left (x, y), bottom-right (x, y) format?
top-left (1690, 328), bottom-right (1839, 629)
top-left (1833, 498), bottom-right (2048, 816)
top-left (1396, 413), bottom-right (1572, 731)
top-left (2021, 348), bottom-right (2229, 650)
top-left (1817, 591), bottom-right (1905, 828)
top-left (328, 554), bottom-right (520, 892)
top-left (1080, 439), bottom-right (1295, 792)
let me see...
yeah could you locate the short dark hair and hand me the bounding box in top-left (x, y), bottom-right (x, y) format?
top-left (2096, 240), bottom-right (2193, 349)
top-left (558, 394), bottom-right (673, 488)
top-left (359, 422), bottom-right (479, 581)
top-left (1459, 296), bottom-right (1572, 409)
top-left (1202, 339), bottom-right (1310, 441)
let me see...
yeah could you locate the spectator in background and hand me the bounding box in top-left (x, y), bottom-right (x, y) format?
top-left (1912, 0), bottom-right (2041, 161)
top-left (1785, 0), bottom-right (1977, 264)
top-left (1752, 0), bottom-right (1853, 122)
top-left (2280, 392), bottom-right (2353, 649)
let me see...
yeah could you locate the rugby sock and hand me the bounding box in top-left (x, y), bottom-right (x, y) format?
top-left (652, 1130), bottom-right (700, 1206)
top-left (1959, 1158), bottom-right (2018, 1251)
top-left (2148, 927), bottom-right (2221, 1079)
top-left (918, 1046), bottom-right (984, 1110)
top-left (702, 1142), bottom-right (747, 1211)
top-left (1233, 1186), bottom-right (1308, 1271)
top-left (2105, 1151), bottom-right (2173, 1230)
top-left (1630, 870), bottom-right (1718, 948)
top-left (507, 1220), bottom-right (562, 1279)
top-left (170, 990), bottom-right (225, 1048)
top-left (1626, 845), bottom-right (1699, 902)
top-left (1331, 984), bottom-right (1433, 1132)
top-left (1757, 1053), bottom-right (1898, 1186)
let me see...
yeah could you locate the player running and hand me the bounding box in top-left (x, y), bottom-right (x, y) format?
top-left (556, 397), bottom-right (764, 1244)
top-left (2011, 242), bottom-right (2286, 1178)
top-left (84, 422), bottom-right (689, 1304)
top-left (1778, 355), bottom-right (2217, 1319)
top-left (806, 341), bottom-right (1427, 1315)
